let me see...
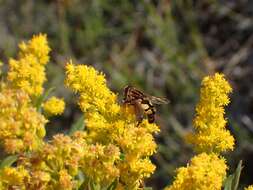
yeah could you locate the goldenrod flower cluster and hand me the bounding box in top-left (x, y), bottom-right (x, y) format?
top-left (80, 142), bottom-right (120, 185)
top-left (43, 96), bottom-right (65, 116)
top-left (65, 61), bottom-right (120, 117)
top-left (0, 84), bottom-right (47, 154)
top-left (245, 185), bottom-right (253, 190)
top-left (0, 34), bottom-right (159, 190)
top-left (190, 73), bottom-right (234, 153)
top-left (0, 166), bottom-right (29, 190)
top-left (166, 73), bottom-right (233, 190)
top-left (65, 61), bottom-right (159, 189)
top-left (0, 134), bottom-right (83, 190)
top-left (7, 34), bottom-right (50, 97)
top-left (0, 132), bottom-right (121, 190)
top-left (19, 134), bottom-right (86, 189)
top-left (0, 34), bottom-right (245, 190)
top-left (165, 153), bottom-right (227, 190)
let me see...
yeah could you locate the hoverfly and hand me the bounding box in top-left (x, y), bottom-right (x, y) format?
top-left (123, 85), bottom-right (169, 126)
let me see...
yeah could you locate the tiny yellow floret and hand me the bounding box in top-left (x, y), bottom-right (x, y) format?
top-left (43, 96), bottom-right (65, 116)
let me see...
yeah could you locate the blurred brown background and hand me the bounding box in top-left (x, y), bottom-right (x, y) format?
top-left (0, 0), bottom-right (252, 189)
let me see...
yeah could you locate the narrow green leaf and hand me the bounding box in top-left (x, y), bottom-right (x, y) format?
top-left (224, 175), bottom-right (233, 190)
top-left (223, 160), bottom-right (243, 190)
top-left (107, 179), bottom-right (118, 190)
top-left (35, 87), bottom-right (55, 111)
top-left (232, 160), bottom-right (243, 190)
top-left (143, 187), bottom-right (153, 190)
top-left (76, 170), bottom-right (86, 189)
top-left (69, 115), bottom-right (85, 135)
top-left (0, 155), bottom-right (18, 169)
top-left (89, 181), bottom-right (100, 190)
top-left (87, 180), bottom-right (92, 190)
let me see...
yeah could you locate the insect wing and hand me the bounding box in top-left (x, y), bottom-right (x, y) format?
top-left (148, 96), bottom-right (169, 105)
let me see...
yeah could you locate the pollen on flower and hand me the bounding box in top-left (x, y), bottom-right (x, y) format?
top-left (43, 96), bottom-right (65, 116)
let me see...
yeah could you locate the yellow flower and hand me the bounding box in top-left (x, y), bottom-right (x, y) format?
top-left (0, 85), bottom-right (47, 153)
top-left (28, 171), bottom-right (51, 190)
top-left (65, 61), bottom-right (159, 189)
top-left (19, 134), bottom-right (86, 190)
top-left (114, 121), bottom-right (158, 157)
top-left (14, 132), bottom-right (118, 189)
top-left (59, 170), bottom-right (73, 190)
top-left (245, 185), bottom-right (253, 190)
top-left (80, 143), bottom-right (120, 185)
top-left (43, 96), bottom-right (65, 116)
top-left (165, 153), bottom-right (227, 190)
top-left (8, 55), bottom-right (46, 96)
top-left (65, 60), bottom-right (120, 116)
top-left (19, 34), bottom-right (50, 65)
top-left (189, 73), bottom-right (234, 153)
top-left (7, 34), bottom-right (50, 97)
top-left (166, 73), bottom-right (234, 190)
top-left (0, 166), bottom-right (29, 190)
top-left (119, 158), bottom-right (156, 189)
top-left (3, 139), bottom-right (24, 154)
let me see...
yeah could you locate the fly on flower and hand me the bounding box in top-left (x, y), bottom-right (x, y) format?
top-left (123, 85), bottom-right (169, 126)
